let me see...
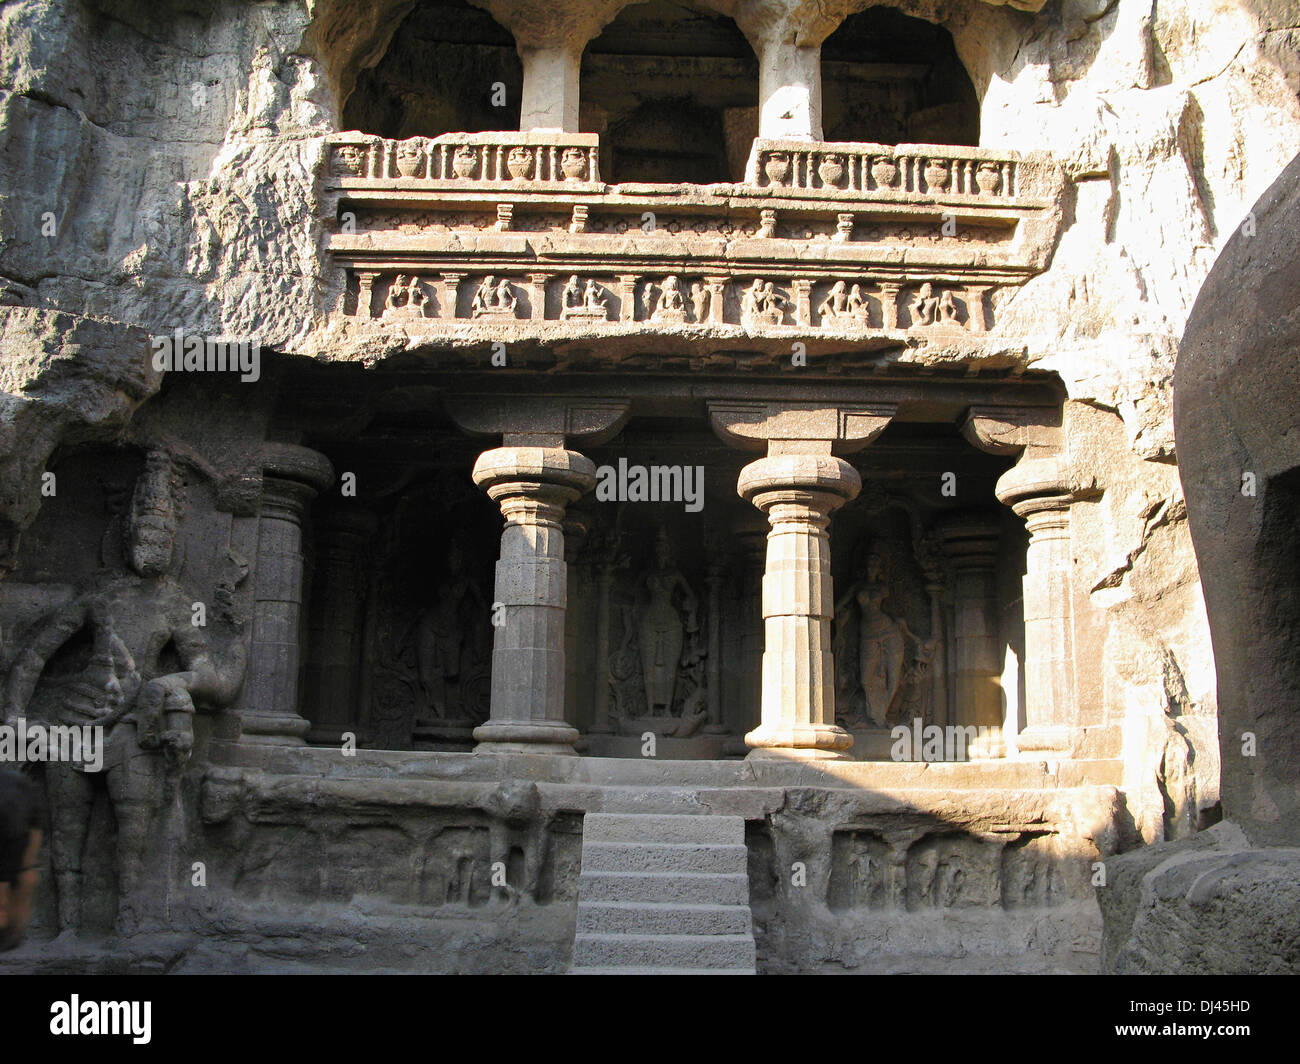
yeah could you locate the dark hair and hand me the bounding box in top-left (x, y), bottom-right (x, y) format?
top-left (0, 768), bottom-right (41, 884)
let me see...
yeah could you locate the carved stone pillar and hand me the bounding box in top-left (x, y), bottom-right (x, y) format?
top-left (472, 447), bottom-right (595, 754)
top-left (304, 509), bottom-right (377, 745)
top-left (442, 272), bottom-right (465, 319)
top-left (710, 401), bottom-right (896, 758)
top-left (527, 272), bottom-right (549, 319)
top-left (241, 444), bottom-right (334, 745)
top-left (356, 271), bottom-right (379, 319)
top-left (965, 285), bottom-right (991, 332)
top-left (705, 275), bottom-right (728, 324)
top-left (752, 39), bottom-right (822, 139)
top-left (518, 45), bottom-right (581, 131)
top-left (996, 458), bottom-right (1076, 754)
top-left (961, 406), bottom-right (1072, 756)
top-left (589, 551), bottom-right (617, 734)
top-left (617, 274), bottom-right (638, 322)
top-left (879, 283), bottom-right (901, 330)
top-left (937, 514), bottom-right (1004, 757)
top-left (792, 279), bottom-right (812, 327)
top-left (739, 450), bottom-right (860, 758)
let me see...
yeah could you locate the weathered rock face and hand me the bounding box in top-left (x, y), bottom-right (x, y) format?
top-left (1099, 140), bottom-right (1300, 976)
top-left (2, 0), bottom-right (1298, 971)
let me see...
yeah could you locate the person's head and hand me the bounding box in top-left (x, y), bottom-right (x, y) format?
top-left (0, 768), bottom-right (42, 951)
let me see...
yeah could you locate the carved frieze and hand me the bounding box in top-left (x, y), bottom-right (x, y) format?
top-left (323, 131), bottom-right (1065, 348)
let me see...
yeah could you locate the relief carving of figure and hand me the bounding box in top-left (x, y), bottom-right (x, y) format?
top-left (561, 275), bottom-right (610, 320)
top-left (689, 281), bottom-right (710, 322)
top-left (819, 281), bottom-right (870, 327)
top-left (649, 276), bottom-right (687, 323)
top-left (938, 289), bottom-right (961, 326)
top-left (414, 540), bottom-right (489, 721)
top-left (741, 279), bottom-right (788, 326)
top-left (818, 281), bottom-right (847, 322)
top-left (384, 274), bottom-right (428, 319)
top-left (471, 275), bottom-right (519, 318)
top-left (835, 550), bottom-right (932, 727)
top-left (2, 451), bottom-right (246, 933)
top-left (636, 530), bottom-right (698, 715)
top-left (910, 282), bottom-right (941, 327)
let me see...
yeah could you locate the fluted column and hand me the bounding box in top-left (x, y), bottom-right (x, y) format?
top-left (241, 444), bottom-right (334, 745)
top-left (996, 457), bottom-right (1075, 754)
top-left (738, 449), bottom-right (861, 759)
top-left (472, 446), bottom-right (596, 754)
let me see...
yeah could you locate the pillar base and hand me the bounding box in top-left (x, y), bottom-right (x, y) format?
top-left (238, 713), bottom-right (311, 746)
top-left (473, 720), bottom-right (580, 756)
top-left (1015, 724), bottom-right (1073, 754)
top-left (744, 722), bottom-right (853, 760)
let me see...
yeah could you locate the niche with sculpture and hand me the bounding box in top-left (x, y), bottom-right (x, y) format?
top-left (361, 474), bottom-right (498, 750)
top-left (831, 502), bottom-right (941, 733)
top-left (603, 522), bottom-right (711, 737)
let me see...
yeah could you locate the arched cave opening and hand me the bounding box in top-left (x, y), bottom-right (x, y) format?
top-left (579, 0), bottom-right (759, 184)
top-left (342, 0), bottom-right (522, 138)
top-left (821, 6), bottom-right (978, 146)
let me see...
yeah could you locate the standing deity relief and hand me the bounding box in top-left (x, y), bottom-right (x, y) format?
top-left (833, 542), bottom-right (936, 730)
top-left (605, 527), bottom-right (708, 735)
top-left (1, 451), bottom-right (247, 934)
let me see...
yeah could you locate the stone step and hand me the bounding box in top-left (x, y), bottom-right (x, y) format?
top-left (583, 812), bottom-right (744, 845)
top-left (578, 870), bottom-right (750, 905)
top-left (572, 932), bottom-right (757, 970)
top-left (569, 962), bottom-right (754, 967)
top-left (577, 900), bottom-right (753, 936)
top-left (581, 841), bottom-right (748, 875)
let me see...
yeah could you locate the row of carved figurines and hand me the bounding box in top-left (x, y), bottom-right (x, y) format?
top-left (377, 273), bottom-right (969, 329)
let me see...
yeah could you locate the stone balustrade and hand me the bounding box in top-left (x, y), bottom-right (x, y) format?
top-left (328, 130), bottom-right (601, 186)
top-left (743, 139), bottom-right (1037, 202)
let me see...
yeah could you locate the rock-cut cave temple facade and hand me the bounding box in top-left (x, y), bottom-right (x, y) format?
top-left (1, 0), bottom-right (1298, 974)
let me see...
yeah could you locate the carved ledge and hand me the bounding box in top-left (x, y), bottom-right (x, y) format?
top-left (708, 400), bottom-right (897, 453)
top-left (960, 405), bottom-right (1062, 456)
top-left (446, 395), bottom-right (630, 447)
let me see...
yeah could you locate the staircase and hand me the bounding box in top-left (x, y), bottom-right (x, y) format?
top-left (570, 813), bottom-right (756, 974)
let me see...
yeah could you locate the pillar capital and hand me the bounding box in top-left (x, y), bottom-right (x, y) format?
top-left (994, 455), bottom-right (1073, 522)
top-left (934, 510), bottom-right (1002, 568)
top-left (737, 451), bottom-right (861, 517)
top-left (962, 405), bottom-right (1062, 459)
top-left (449, 395), bottom-right (629, 448)
top-left (709, 400), bottom-right (896, 454)
top-left (472, 445), bottom-right (597, 510)
top-left (259, 442), bottom-right (335, 492)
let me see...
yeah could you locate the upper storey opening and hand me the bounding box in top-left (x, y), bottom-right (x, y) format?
top-left (342, 0), bottom-right (522, 138)
top-left (580, 0), bottom-right (760, 184)
top-left (822, 7), bottom-right (978, 146)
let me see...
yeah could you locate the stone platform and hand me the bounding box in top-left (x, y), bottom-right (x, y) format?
top-left (3, 748), bottom-right (1124, 975)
